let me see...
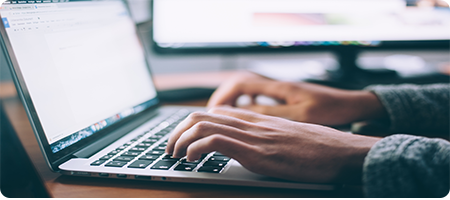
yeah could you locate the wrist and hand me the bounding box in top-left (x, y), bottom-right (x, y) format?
top-left (336, 135), bottom-right (381, 184)
top-left (350, 91), bottom-right (388, 122)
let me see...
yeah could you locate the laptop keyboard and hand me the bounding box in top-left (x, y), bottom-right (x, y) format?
top-left (90, 109), bottom-right (231, 173)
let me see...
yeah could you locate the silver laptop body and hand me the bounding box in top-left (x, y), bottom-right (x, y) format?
top-left (0, 0), bottom-right (334, 190)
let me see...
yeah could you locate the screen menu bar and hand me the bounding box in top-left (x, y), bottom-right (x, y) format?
top-left (2, 0), bottom-right (78, 3)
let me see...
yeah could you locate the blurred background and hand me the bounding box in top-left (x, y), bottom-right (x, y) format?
top-left (1, 0), bottom-right (449, 86)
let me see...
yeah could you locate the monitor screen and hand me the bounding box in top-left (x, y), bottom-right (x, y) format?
top-left (152, 0), bottom-right (450, 51)
top-left (0, 0), bottom-right (158, 153)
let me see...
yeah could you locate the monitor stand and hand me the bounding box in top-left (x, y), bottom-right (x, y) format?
top-left (308, 47), bottom-right (450, 90)
top-left (307, 47), bottom-right (399, 89)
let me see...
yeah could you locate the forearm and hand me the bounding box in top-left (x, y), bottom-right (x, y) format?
top-left (362, 134), bottom-right (450, 197)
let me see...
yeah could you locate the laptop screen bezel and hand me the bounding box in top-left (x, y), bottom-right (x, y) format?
top-left (0, 0), bottom-right (162, 171)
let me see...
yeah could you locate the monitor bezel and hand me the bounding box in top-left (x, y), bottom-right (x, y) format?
top-left (151, 39), bottom-right (450, 55)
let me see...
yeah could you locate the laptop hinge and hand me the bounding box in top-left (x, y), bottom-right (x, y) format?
top-left (72, 110), bottom-right (160, 158)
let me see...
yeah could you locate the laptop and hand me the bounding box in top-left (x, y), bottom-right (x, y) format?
top-left (0, 0), bottom-right (334, 190)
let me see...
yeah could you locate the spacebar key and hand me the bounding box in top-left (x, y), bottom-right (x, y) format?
top-left (150, 160), bottom-right (177, 170)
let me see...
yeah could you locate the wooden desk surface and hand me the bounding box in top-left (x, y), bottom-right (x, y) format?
top-left (0, 71), bottom-right (361, 198)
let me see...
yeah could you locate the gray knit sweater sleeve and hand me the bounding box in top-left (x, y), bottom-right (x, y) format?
top-left (363, 134), bottom-right (450, 197)
top-left (364, 83), bottom-right (450, 133)
top-left (361, 83), bottom-right (450, 197)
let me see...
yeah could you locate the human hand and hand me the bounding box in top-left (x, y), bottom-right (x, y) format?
top-left (166, 106), bottom-right (381, 184)
top-left (207, 72), bottom-right (387, 126)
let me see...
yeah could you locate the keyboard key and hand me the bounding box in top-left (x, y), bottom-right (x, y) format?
top-left (168, 123), bottom-right (178, 128)
top-left (128, 160), bottom-right (153, 168)
top-left (159, 130), bottom-right (170, 136)
top-left (116, 146), bottom-right (127, 150)
top-left (142, 138), bottom-right (158, 143)
top-left (154, 146), bottom-right (166, 151)
top-left (161, 154), bottom-right (179, 161)
top-left (197, 166), bottom-right (222, 173)
top-left (105, 161), bottom-right (128, 167)
top-left (108, 150), bottom-right (121, 155)
top-left (150, 160), bottom-right (177, 170)
top-left (99, 155), bottom-right (114, 160)
top-left (156, 130), bottom-right (169, 135)
top-left (203, 161), bottom-right (227, 167)
top-left (149, 135), bottom-right (164, 139)
top-left (208, 156), bottom-right (230, 162)
top-left (90, 160), bottom-right (106, 166)
top-left (134, 134), bottom-right (144, 140)
top-left (174, 163), bottom-right (196, 171)
top-left (129, 147), bottom-right (147, 152)
top-left (121, 151), bottom-right (140, 157)
top-left (180, 159), bottom-right (201, 164)
top-left (158, 143), bottom-right (167, 147)
top-left (130, 139), bottom-right (138, 142)
top-left (135, 143), bottom-right (152, 148)
top-left (213, 152), bottom-right (225, 156)
top-left (138, 155), bottom-right (159, 160)
top-left (146, 150), bottom-right (164, 156)
top-left (178, 153), bottom-right (208, 163)
top-left (200, 153), bottom-right (209, 159)
top-left (113, 156), bottom-right (135, 162)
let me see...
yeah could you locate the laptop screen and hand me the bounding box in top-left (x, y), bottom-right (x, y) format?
top-left (0, 0), bottom-right (158, 153)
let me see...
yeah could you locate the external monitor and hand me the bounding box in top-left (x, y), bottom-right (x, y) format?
top-left (152, 0), bottom-right (450, 82)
